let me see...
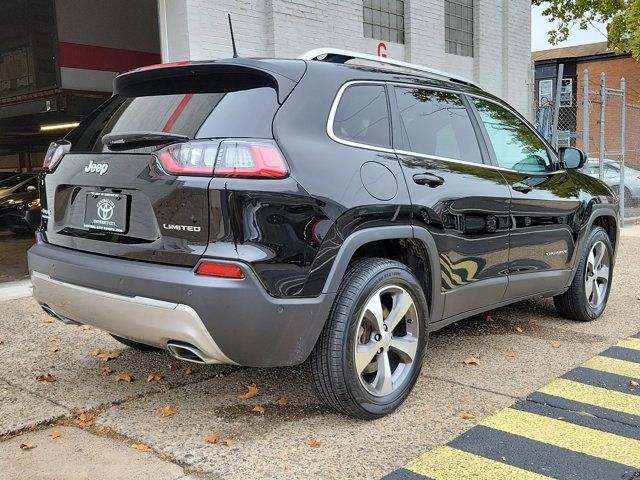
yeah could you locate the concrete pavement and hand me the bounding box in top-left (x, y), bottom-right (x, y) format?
top-left (0, 227), bottom-right (638, 479)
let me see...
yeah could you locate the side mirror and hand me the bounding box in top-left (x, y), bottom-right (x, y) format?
top-left (559, 147), bottom-right (586, 170)
top-left (27, 185), bottom-right (36, 192)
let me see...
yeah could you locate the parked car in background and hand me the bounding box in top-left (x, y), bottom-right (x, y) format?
top-left (0, 173), bottom-right (41, 234)
top-left (585, 159), bottom-right (640, 206)
top-left (0, 172), bottom-right (19, 182)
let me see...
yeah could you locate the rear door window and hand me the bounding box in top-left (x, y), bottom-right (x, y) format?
top-left (68, 87), bottom-right (279, 152)
top-left (394, 87), bottom-right (483, 163)
top-left (332, 84), bottom-right (391, 148)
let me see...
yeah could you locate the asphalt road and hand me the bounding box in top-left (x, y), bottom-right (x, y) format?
top-left (0, 228), bottom-right (639, 479)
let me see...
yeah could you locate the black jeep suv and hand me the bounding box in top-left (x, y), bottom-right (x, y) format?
top-left (28, 49), bottom-right (618, 419)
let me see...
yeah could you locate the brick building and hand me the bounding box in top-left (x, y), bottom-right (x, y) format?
top-left (533, 42), bottom-right (640, 167)
top-left (1, 0), bottom-right (533, 173)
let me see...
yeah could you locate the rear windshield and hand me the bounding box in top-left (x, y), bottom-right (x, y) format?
top-left (0, 174), bottom-right (34, 189)
top-left (68, 87), bottom-right (278, 152)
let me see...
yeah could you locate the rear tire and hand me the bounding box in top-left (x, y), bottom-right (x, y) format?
top-left (554, 227), bottom-right (613, 321)
top-left (309, 258), bottom-right (428, 419)
top-left (110, 334), bottom-right (161, 351)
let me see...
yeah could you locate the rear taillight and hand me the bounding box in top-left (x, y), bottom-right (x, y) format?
top-left (196, 262), bottom-right (245, 279)
top-left (42, 140), bottom-right (71, 170)
top-left (155, 140), bottom-right (288, 178)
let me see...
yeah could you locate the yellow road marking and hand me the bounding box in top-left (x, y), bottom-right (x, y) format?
top-left (616, 337), bottom-right (640, 352)
top-left (481, 408), bottom-right (640, 468)
top-left (539, 378), bottom-right (640, 417)
top-left (582, 355), bottom-right (640, 379)
top-left (405, 445), bottom-right (553, 480)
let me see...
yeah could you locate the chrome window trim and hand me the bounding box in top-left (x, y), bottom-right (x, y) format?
top-left (327, 80), bottom-right (566, 176)
top-left (326, 80), bottom-right (395, 154)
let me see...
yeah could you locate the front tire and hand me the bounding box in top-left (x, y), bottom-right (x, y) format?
top-left (309, 258), bottom-right (428, 419)
top-left (554, 227), bottom-right (613, 321)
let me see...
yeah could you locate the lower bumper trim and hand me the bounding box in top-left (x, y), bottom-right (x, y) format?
top-left (31, 271), bottom-right (236, 365)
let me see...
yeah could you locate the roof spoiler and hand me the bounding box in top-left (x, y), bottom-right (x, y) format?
top-left (113, 60), bottom-right (306, 104)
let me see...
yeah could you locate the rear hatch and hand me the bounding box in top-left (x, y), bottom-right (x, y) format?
top-left (40, 60), bottom-right (305, 266)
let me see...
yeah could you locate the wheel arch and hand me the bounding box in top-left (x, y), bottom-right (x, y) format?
top-left (321, 225), bottom-right (444, 322)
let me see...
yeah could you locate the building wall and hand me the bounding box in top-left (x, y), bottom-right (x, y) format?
top-left (159, 0), bottom-right (532, 116)
top-left (575, 57), bottom-right (640, 167)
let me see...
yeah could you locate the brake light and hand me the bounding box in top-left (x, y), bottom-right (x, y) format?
top-left (215, 141), bottom-right (288, 178)
top-left (196, 262), bottom-right (245, 279)
top-left (42, 140), bottom-right (71, 170)
top-left (155, 140), bottom-right (288, 178)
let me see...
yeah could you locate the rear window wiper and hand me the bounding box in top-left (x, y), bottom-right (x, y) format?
top-left (102, 131), bottom-right (189, 151)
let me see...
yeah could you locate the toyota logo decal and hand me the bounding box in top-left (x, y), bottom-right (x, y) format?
top-left (96, 198), bottom-right (115, 221)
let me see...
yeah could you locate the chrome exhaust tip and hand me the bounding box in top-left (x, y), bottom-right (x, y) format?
top-left (166, 341), bottom-right (207, 364)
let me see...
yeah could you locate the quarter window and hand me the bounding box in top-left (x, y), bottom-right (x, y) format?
top-left (363, 0), bottom-right (405, 44)
top-left (394, 87), bottom-right (482, 162)
top-left (333, 84), bottom-right (391, 148)
top-left (472, 99), bottom-right (552, 173)
top-left (445, 0), bottom-right (474, 57)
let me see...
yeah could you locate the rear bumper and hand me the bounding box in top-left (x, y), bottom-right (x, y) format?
top-left (28, 242), bottom-right (335, 367)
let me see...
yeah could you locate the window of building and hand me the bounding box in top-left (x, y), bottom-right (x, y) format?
top-left (445, 0), bottom-right (474, 57)
top-left (333, 84), bottom-right (391, 148)
top-left (394, 87), bottom-right (482, 162)
top-left (363, 0), bottom-right (405, 44)
top-left (560, 78), bottom-right (573, 107)
top-left (472, 98), bottom-right (552, 173)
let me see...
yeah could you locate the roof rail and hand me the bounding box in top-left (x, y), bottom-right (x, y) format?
top-left (298, 48), bottom-right (479, 88)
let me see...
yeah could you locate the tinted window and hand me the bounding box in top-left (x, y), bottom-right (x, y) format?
top-left (333, 84), bottom-right (391, 148)
top-left (473, 99), bottom-right (552, 173)
top-left (395, 87), bottom-right (482, 162)
top-left (68, 87), bottom-right (279, 152)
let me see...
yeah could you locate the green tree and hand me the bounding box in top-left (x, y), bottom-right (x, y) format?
top-left (532, 1), bottom-right (640, 58)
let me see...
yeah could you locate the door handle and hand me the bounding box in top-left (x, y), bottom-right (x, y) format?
top-left (413, 173), bottom-right (444, 187)
top-left (512, 182), bottom-right (533, 193)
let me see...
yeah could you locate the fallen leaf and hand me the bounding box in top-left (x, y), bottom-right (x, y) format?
top-left (91, 348), bottom-right (102, 357)
top-left (206, 434), bottom-right (219, 444)
top-left (514, 326), bottom-right (523, 333)
top-left (42, 318), bottom-right (53, 324)
top-left (156, 405), bottom-right (177, 417)
top-left (47, 337), bottom-right (61, 343)
top-left (463, 356), bottom-right (481, 366)
top-left (485, 315), bottom-right (495, 322)
top-left (222, 438), bottom-right (233, 447)
top-left (97, 351), bottom-right (121, 362)
top-left (82, 325), bottom-right (91, 331)
top-left (305, 440), bottom-right (321, 448)
top-left (78, 411), bottom-right (97, 426)
top-left (505, 351), bottom-right (517, 358)
top-left (284, 464), bottom-right (292, 471)
top-left (238, 383), bottom-right (258, 400)
top-left (102, 367), bottom-right (112, 376)
top-left (114, 372), bottom-right (132, 383)
top-left (278, 397), bottom-right (288, 406)
top-left (48, 431), bottom-right (64, 439)
top-left (146, 373), bottom-right (162, 382)
top-left (185, 367), bottom-right (193, 375)
top-left (35, 374), bottom-right (56, 382)
top-left (251, 405), bottom-right (266, 414)
top-left (48, 347), bottom-right (59, 353)
top-left (131, 443), bottom-right (152, 453)
top-left (19, 442), bottom-right (35, 450)
top-left (459, 411), bottom-right (476, 420)
top-left (629, 380), bottom-right (640, 387)
top-left (552, 343), bottom-right (562, 349)
top-left (214, 372), bottom-right (225, 378)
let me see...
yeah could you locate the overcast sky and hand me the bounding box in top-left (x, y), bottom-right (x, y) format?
top-left (532, 4), bottom-right (609, 52)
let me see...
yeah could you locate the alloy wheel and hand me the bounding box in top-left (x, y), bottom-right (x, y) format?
top-left (354, 285), bottom-right (419, 397)
top-left (584, 240), bottom-right (610, 309)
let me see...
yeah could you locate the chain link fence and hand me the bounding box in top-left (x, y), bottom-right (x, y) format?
top-left (535, 69), bottom-right (640, 223)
